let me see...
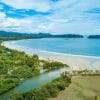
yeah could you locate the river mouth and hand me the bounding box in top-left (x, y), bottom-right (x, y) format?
top-left (0, 68), bottom-right (68, 100)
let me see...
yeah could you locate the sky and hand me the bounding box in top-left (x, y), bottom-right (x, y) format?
top-left (0, 0), bottom-right (100, 34)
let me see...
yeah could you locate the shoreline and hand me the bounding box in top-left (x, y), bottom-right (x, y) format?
top-left (2, 41), bottom-right (100, 70)
top-left (2, 41), bottom-right (100, 59)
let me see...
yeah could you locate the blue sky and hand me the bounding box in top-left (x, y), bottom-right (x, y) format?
top-left (0, 0), bottom-right (100, 34)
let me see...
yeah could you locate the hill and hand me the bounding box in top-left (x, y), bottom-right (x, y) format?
top-left (0, 31), bottom-right (84, 41)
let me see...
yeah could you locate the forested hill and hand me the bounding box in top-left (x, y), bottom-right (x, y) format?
top-left (0, 31), bottom-right (38, 40)
top-left (0, 31), bottom-right (84, 40)
top-left (88, 35), bottom-right (100, 39)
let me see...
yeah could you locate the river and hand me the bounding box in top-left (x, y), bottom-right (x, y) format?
top-left (0, 68), bottom-right (68, 100)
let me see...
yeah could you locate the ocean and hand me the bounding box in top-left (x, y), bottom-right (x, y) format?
top-left (4, 38), bottom-right (100, 57)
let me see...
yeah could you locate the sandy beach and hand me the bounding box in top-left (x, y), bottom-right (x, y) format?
top-left (2, 41), bottom-right (100, 70)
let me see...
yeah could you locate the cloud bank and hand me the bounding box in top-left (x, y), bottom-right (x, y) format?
top-left (0, 0), bottom-right (100, 34)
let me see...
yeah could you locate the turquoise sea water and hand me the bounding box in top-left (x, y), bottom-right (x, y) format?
top-left (6, 38), bottom-right (100, 57)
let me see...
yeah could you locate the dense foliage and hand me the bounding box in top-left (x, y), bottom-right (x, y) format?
top-left (11, 73), bottom-right (71, 100)
top-left (42, 60), bottom-right (69, 70)
top-left (0, 44), bottom-right (40, 94)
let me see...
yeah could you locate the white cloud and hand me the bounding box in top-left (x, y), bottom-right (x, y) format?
top-left (1, 0), bottom-right (100, 34)
top-left (0, 12), bottom-right (6, 18)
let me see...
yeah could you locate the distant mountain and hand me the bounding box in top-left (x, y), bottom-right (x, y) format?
top-left (0, 31), bottom-right (35, 37)
top-left (52, 34), bottom-right (84, 38)
top-left (0, 31), bottom-right (84, 40)
top-left (31, 33), bottom-right (84, 38)
top-left (0, 31), bottom-right (36, 40)
top-left (88, 35), bottom-right (100, 39)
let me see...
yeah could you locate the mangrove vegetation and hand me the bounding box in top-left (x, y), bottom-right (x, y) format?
top-left (11, 72), bottom-right (72, 100)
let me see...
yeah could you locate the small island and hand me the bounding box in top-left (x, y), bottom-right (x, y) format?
top-left (88, 35), bottom-right (100, 39)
